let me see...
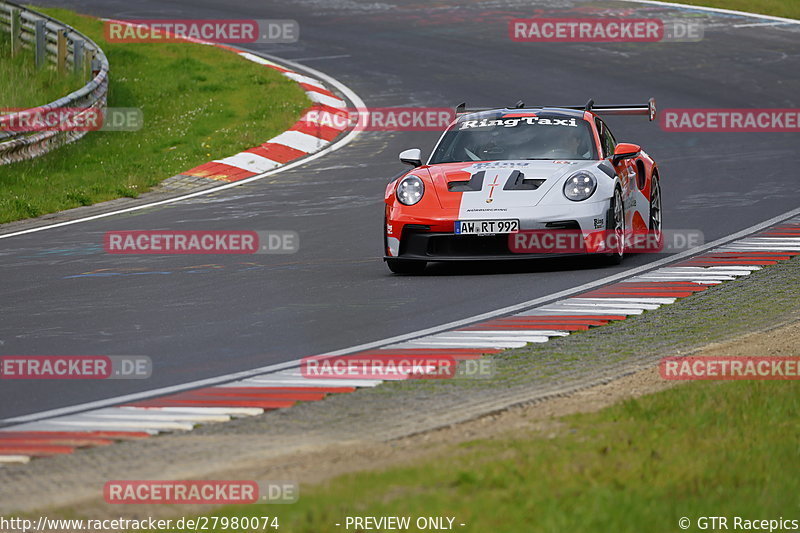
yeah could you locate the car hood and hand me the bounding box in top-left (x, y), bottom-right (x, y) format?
top-left (424, 160), bottom-right (598, 210)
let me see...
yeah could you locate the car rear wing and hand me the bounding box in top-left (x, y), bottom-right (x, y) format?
top-left (455, 98), bottom-right (657, 121)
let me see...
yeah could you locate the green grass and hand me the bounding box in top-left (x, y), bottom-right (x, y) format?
top-left (0, 29), bottom-right (85, 108)
top-left (0, 8), bottom-right (309, 223)
top-left (203, 380), bottom-right (799, 532)
top-left (676, 0), bottom-right (800, 19)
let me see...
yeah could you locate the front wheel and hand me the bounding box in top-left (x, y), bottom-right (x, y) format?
top-left (601, 187), bottom-right (625, 265)
top-left (386, 258), bottom-right (427, 275)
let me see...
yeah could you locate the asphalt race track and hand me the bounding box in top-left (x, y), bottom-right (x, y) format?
top-left (1, 0), bottom-right (798, 421)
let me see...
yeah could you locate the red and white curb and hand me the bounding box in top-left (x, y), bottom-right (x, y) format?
top-left (180, 51), bottom-right (350, 182)
top-left (2, 217), bottom-right (799, 464)
top-left (102, 20), bottom-right (353, 183)
top-left (178, 52), bottom-right (349, 182)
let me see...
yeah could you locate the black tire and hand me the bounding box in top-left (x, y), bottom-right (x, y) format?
top-left (649, 175), bottom-right (664, 250)
top-left (601, 187), bottom-right (625, 265)
top-left (386, 258), bottom-right (427, 275)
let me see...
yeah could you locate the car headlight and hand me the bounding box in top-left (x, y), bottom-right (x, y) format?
top-left (396, 175), bottom-right (425, 206)
top-left (563, 171), bottom-right (597, 202)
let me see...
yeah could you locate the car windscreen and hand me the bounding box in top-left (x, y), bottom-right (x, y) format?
top-left (429, 115), bottom-right (598, 163)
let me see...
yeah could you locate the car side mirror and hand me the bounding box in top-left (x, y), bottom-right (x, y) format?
top-left (612, 142), bottom-right (641, 165)
top-left (399, 148), bottom-right (422, 167)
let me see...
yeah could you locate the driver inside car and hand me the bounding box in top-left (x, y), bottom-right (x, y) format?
top-left (557, 127), bottom-right (592, 159)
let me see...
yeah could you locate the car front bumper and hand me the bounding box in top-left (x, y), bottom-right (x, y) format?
top-left (385, 200), bottom-right (613, 261)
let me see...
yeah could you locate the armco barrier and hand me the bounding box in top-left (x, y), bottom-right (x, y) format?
top-left (0, 1), bottom-right (108, 165)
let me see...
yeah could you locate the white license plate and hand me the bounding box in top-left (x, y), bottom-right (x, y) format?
top-left (455, 219), bottom-right (520, 235)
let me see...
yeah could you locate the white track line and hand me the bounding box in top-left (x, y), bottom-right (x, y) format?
top-left (618, 0), bottom-right (800, 25)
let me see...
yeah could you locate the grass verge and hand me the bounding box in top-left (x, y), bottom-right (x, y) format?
top-left (0, 7), bottom-right (309, 223)
top-left (671, 0), bottom-right (799, 19)
top-left (205, 378), bottom-right (799, 533)
top-left (0, 29), bottom-right (85, 108)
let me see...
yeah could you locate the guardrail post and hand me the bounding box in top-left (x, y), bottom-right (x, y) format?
top-left (56, 29), bottom-right (67, 74)
top-left (84, 48), bottom-right (94, 80)
top-left (34, 19), bottom-right (46, 69)
top-left (73, 38), bottom-right (84, 75)
top-left (10, 8), bottom-right (22, 56)
top-left (90, 50), bottom-right (100, 78)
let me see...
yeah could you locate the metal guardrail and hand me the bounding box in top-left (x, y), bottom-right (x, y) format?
top-left (0, 1), bottom-right (109, 165)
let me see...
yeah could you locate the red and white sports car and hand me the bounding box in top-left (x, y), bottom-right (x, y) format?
top-left (383, 99), bottom-right (661, 274)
